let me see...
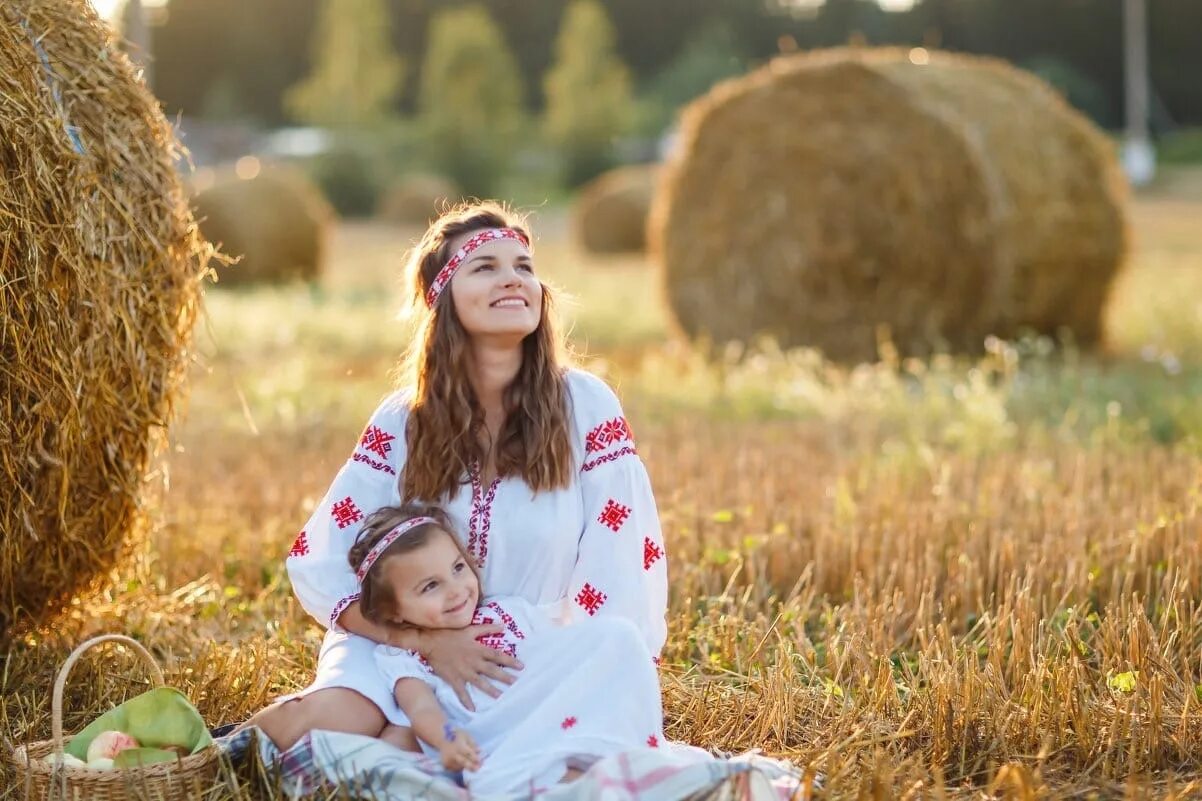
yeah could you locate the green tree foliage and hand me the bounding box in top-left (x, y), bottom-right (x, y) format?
top-left (417, 4), bottom-right (525, 197)
top-left (640, 21), bottom-right (748, 136)
top-left (285, 0), bottom-right (404, 129)
top-left (543, 0), bottom-right (634, 187)
top-left (147, 0), bottom-right (1202, 131)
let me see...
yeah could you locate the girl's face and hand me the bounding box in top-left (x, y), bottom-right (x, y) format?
top-left (447, 232), bottom-right (542, 342)
top-left (379, 530), bottom-right (480, 629)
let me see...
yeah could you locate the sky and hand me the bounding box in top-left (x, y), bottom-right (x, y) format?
top-left (90, 0), bottom-right (917, 21)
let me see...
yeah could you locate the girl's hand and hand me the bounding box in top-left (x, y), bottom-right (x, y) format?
top-left (439, 728), bottom-right (481, 772)
top-left (419, 627), bottom-right (524, 711)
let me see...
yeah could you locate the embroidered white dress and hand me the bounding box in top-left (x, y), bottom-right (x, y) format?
top-left (280, 369), bottom-right (669, 727)
top-left (374, 596), bottom-right (665, 795)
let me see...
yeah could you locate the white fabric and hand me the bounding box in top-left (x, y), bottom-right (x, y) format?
top-left (281, 369), bottom-right (669, 727)
top-left (374, 596), bottom-right (665, 795)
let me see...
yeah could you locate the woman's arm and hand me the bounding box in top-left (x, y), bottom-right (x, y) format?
top-left (286, 392), bottom-right (409, 632)
top-left (335, 600), bottom-right (419, 647)
top-left (394, 679), bottom-right (480, 771)
top-left (563, 372), bottom-right (669, 656)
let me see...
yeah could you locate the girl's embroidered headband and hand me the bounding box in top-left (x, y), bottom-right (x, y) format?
top-left (425, 227), bottom-right (530, 308)
top-left (356, 516), bottom-right (438, 582)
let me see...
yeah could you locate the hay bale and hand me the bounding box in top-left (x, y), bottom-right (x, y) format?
top-left (649, 48), bottom-right (1128, 362)
top-left (572, 164), bottom-right (660, 255)
top-left (376, 173), bottom-right (459, 226)
top-left (193, 164), bottom-right (333, 286)
top-left (0, 0), bottom-right (211, 636)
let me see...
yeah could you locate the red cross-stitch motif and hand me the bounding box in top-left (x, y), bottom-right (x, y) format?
top-left (584, 417), bottom-right (633, 453)
top-left (467, 461), bottom-right (501, 567)
top-left (575, 583), bottom-right (607, 616)
top-left (484, 601), bottom-right (525, 640)
top-left (643, 537), bottom-right (664, 570)
top-left (473, 614), bottom-right (505, 650)
top-left (561, 717), bottom-right (577, 730)
top-left (647, 735), bottom-right (659, 748)
top-left (331, 496), bottom-right (364, 529)
top-left (598, 500), bottom-right (631, 532)
top-left (359, 425), bottom-right (395, 460)
top-left (288, 530), bottom-right (309, 558)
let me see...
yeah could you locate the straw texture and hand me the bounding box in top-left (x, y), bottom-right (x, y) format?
top-left (572, 164), bottom-right (660, 255)
top-left (0, 0), bottom-right (211, 637)
top-left (377, 173), bottom-right (460, 226)
top-left (649, 48), bottom-right (1128, 362)
top-left (193, 165), bottom-right (332, 286)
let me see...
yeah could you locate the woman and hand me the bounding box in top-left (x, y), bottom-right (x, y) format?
top-left (241, 201), bottom-right (668, 752)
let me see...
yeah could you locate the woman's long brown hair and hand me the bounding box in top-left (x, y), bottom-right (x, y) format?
top-left (396, 201), bottom-right (574, 503)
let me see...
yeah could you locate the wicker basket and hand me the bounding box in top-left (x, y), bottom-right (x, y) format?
top-left (7, 634), bottom-right (222, 801)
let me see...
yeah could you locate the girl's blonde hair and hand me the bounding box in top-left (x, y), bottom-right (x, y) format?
top-left (396, 201), bottom-right (575, 504)
top-left (347, 504), bottom-right (479, 626)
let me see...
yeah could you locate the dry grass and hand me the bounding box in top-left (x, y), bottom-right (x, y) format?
top-left (3, 178), bottom-right (1202, 799)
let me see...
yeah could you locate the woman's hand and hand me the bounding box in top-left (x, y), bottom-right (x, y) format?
top-left (439, 727), bottom-right (481, 772)
top-left (419, 626), bottom-right (524, 711)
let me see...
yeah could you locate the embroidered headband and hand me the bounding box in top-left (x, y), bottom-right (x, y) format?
top-left (356, 516), bottom-right (439, 583)
top-left (425, 227), bottom-right (530, 308)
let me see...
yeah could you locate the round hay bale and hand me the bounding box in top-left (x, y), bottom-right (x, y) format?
top-left (649, 48), bottom-right (1128, 362)
top-left (572, 164), bottom-right (660, 255)
top-left (193, 164), bottom-right (333, 286)
top-left (376, 173), bottom-right (460, 226)
top-left (0, 1), bottom-right (211, 636)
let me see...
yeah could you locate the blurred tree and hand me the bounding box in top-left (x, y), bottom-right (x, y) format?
top-left (144, 0), bottom-right (1202, 131)
top-left (152, 0), bottom-right (317, 125)
top-left (638, 22), bottom-right (748, 137)
top-left (286, 0), bottom-right (404, 129)
top-left (1023, 55), bottom-right (1114, 126)
top-left (417, 4), bottom-right (525, 197)
top-left (543, 0), bottom-right (634, 187)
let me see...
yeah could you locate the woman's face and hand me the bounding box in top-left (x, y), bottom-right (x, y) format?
top-left (446, 231), bottom-right (542, 343)
top-left (380, 530), bottom-right (480, 629)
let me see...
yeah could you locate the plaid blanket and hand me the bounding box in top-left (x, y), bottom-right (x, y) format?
top-left (216, 726), bottom-right (808, 800)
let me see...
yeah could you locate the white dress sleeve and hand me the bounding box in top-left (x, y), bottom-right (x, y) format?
top-left (285, 391), bottom-right (409, 632)
top-left (561, 370), bottom-right (669, 658)
top-left (374, 644), bottom-right (436, 693)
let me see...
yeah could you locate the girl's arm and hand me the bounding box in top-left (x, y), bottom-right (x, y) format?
top-left (393, 678), bottom-right (480, 771)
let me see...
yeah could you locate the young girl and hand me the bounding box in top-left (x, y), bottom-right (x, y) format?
top-left (348, 503), bottom-right (667, 796)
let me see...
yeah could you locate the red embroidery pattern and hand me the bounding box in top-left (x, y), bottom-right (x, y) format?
top-left (575, 583), bottom-right (607, 616)
top-left (352, 451), bottom-right (396, 476)
top-left (288, 531), bottom-right (309, 558)
top-left (425, 228), bottom-right (529, 308)
top-left (472, 608), bottom-right (518, 657)
top-left (643, 537), bottom-right (664, 570)
top-left (647, 735), bottom-right (659, 748)
top-left (331, 497), bottom-right (364, 529)
top-left (484, 601), bottom-right (525, 640)
top-left (582, 446), bottom-right (637, 473)
top-left (467, 462), bottom-right (501, 567)
top-left (585, 417), bottom-right (633, 453)
top-left (598, 500), bottom-right (631, 532)
top-left (329, 592), bottom-right (361, 629)
top-left (473, 614), bottom-right (505, 649)
top-left (359, 425), bottom-right (395, 460)
top-left (561, 717), bottom-right (577, 730)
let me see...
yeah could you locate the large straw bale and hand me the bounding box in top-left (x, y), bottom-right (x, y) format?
top-left (376, 173), bottom-right (460, 226)
top-left (572, 164), bottom-right (660, 255)
top-left (193, 165), bottom-right (333, 286)
top-left (0, 0), bottom-right (211, 636)
top-left (649, 48), bottom-right (1128, 362)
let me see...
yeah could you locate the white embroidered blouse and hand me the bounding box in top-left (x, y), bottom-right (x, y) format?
top-left (285, 368), bottom-right (668, 657)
